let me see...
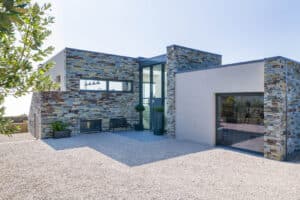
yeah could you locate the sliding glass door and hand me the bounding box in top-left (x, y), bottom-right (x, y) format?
top-left (216, 93), bottom-right (264, 153)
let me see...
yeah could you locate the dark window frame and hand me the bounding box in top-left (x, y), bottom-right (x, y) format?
top-left (140, 63), bottom-right (166, 130)
top-left (215, 92), bottom-right (265, 154)
top-left (79, 78), bottom-right (133, 93)
top-left (108, 80), bottom-right (133, 92)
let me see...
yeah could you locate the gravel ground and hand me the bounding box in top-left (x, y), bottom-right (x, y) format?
top-left (0, 132), bottom-right (300, 200)
top-left (0, 132), bottom-right (34, 143)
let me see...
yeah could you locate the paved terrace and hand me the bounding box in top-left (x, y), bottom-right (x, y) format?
top-left (0, 132), bottom-right (300, 199)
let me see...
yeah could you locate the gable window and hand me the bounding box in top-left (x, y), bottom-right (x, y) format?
top-left (109, 81), bottom-right (132, 92)
top-left (80, 79), bottom-right (107, 91)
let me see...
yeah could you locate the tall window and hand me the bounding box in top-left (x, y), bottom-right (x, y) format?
top-left (153, 65), bottom-right (162, 98)
top-left (141, 64), bottom-right (165, 130)
top-left (142, 67), bottom-right (151, 129)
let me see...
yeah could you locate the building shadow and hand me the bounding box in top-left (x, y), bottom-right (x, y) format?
top-left (287, 151), bottom-right (300, 163)
top-left (43, 131), bottom-right (213, 167)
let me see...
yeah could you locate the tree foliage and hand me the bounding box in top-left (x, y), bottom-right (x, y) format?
top-left (0, 0), bottom-right (57, 135)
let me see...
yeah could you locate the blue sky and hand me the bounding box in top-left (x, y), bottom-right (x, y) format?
top-left (4, 0), bottom-right (300, 116)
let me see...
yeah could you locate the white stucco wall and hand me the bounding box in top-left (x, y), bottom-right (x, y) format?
top-left (46, 49), bottom-right (66, 91)
top-left (175, 61), bottom-right (264, 145)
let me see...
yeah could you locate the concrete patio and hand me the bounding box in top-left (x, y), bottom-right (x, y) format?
top-left (0, 132), bottom-right (300, 199)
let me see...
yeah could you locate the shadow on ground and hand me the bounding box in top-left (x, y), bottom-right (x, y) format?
top-left (43, 131), bottom-right (212, 166)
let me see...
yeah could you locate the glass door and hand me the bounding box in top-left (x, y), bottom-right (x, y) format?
top-left (216, 93), bottom-right (264, 154)
top-left (142, 64), bottom-right (165, 130)
top-left (142, 67), bottom-right (151, 129)
top-left (151, 65), bottom-right (163, 131)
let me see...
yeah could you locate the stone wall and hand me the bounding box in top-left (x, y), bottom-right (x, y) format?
top-left (30, 48), bottom-right (140, 138)
top-left (264, 57), bottom-right (300, 160)
top-left (286, 59), bottom-right (300, 157)
top-left (65, 48), bottom-right (140, 132)
top-left (166, 45), bottom-right (222, 135)
top-left (28, 93), bottom-right (42, 138)
top-left (264, 57), bottom-right (288, 160)
top-left (40, 91), bottom-right (80, 138)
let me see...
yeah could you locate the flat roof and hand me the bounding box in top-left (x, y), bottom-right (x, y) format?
top-left (176, 58), bottom-right (265, 74)
top-left (138, 54), bottom-right (166, 66)
top-left (66, 47), bottom-right (137, 60)
top-left (176, 56), bottom-right (300, 74)
top-left (167, 44), bottom-right (222, 57)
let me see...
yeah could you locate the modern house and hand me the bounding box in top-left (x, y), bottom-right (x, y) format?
top-left (29, 44), bottom-right (300, 161)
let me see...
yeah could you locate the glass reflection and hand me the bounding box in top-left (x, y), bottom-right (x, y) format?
top-left (216, 94), bottom-right (264, 153)
top-left (152, 65), bottom-right (162, 98)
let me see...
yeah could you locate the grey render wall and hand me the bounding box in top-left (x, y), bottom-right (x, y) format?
top-left (45, 49), bottom-right (67, 91)
top-left (175, 61), bottom-right (264, 145)
top-left (264, 57), bottom-right (300, 160)
top-left (166, 45), bottom-right (222, 135)
top-left (29, 48), bottom-right (140, 138)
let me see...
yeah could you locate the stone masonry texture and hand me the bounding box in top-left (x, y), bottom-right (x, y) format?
top-left (29, 48), bottom-right (139, 138)
top-left (264, 57), bottom-right (300, 160)
top-left (28, 45), bottom-right (300, 161)
top-left (28, 93), bottom-right (42, 138)
top-left (166, 45), bottom-right (222, 135)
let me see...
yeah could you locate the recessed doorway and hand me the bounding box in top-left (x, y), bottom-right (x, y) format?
top-left (142, 64), bottom-right (166, 131)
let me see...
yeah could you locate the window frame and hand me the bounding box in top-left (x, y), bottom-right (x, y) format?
top-left (79, 79), bottom-right (107, 92)
top-left (108, 80), bottom-right (133, 92)
top-left (215, 92), bottom-right (264, 154)
top-left (79, 78), bottom-right (133, 93)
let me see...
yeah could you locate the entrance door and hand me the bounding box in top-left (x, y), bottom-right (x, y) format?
top-left (216, 93), bottom-right (264, 154)
top-left (142, 64), bottom-right (165, 130)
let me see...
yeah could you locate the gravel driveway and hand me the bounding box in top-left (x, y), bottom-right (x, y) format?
top-left (0, 132), bottom-right (300, 200)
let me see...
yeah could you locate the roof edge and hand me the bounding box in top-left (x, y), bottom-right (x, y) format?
top-left (264, 56), bottom-right (300, 65)
top-left (176, 58), bottom-right (265, 74)
top-left (43, 48), bottom-right (67, 64)
top-left (65, 47), bottom-right (137, 60)
top-left (167, 44), bottom-right (222, 57)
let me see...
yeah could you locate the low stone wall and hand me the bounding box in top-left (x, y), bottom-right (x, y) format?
top-left (40, 91), bottom-right (80, 138)
top-left (35, 90), bottom-right (139, 138)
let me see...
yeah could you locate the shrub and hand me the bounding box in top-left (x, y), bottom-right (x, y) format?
top-left (135, 104), bottom-right (145, 112)
top-left (51, 121), bottom-right (68, 132)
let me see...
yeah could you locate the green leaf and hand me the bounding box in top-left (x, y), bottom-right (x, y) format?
top-left (0, 0), bottom-right (55, 135)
